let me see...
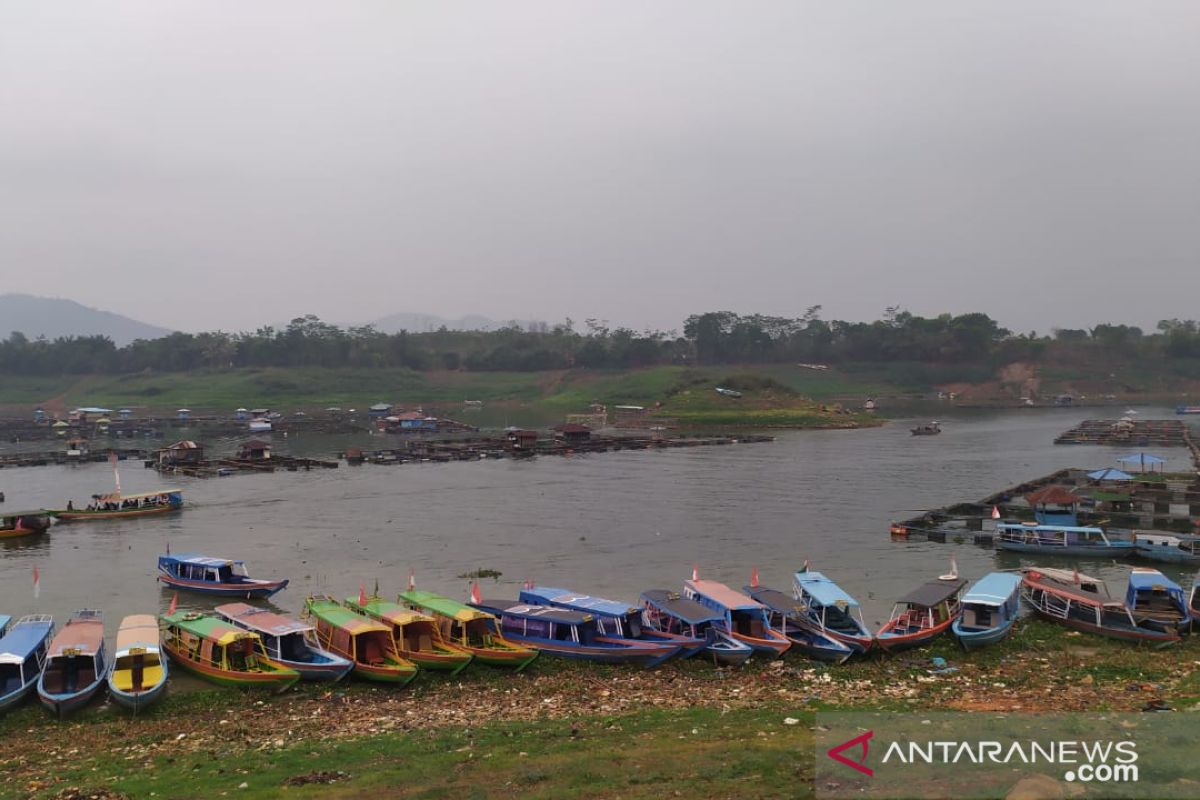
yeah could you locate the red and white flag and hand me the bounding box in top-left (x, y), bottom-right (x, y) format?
top-left (750, 567), bottom-right (760, 588)
top-left (692, 563), bottom-right (699, 581)
top-left (991, 506), bottom-right (1001, 520)
top-left (32, 566), bottom-right (40, 599)
top-left (358, 583), bottom-right (368, 606)
top-left (470, 581), bottom-right (482, 605)
top-left (167, 592), bottom-right (178, 616)
top-left (407, 569), bottom-right (415, 592)
top-left (109, 450), bottom-right (122, 497)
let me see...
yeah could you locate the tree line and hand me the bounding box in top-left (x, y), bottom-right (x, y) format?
top-left (2, 310), bottom-right (1198, 376)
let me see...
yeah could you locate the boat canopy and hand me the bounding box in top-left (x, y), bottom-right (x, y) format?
top-left (350, 598), bottom-right (430, 626)
top-left (1028, 567), bottom-right (1104, 586)
top-left (162, 553), bottom-right (238, 568)
top-left (2, 510), bottom-right (51, 521)
top-left (793, 571), bottom-right (860, 608)
top-left (522, 587), bottom-right (636, 618)
top-left (115, 615), bottom-right (161, 657)
top-left (1125, 569), bottom-right (1185, 609)
top-left (216, 603), bottom-right (312, 636)
top-left (400, 591), bottom-right (494, 623)
top-left (307, 602), bottom-right (391, 636)
top-left (896, 579), bottom-right (967, 609)
top-left (640, 590), bottom-right (723, 625)
top-left (476, 599), bottom-right (594, 626)
top-left (48, 612), bottom-right (104, 657)
top-left (961, 573), bottom-right (1022, 606)
top-left (745, 587), bottom-right (807, 615)
top-left (996, 523), bottom-right (1106, 534)
top-left (0, 618), bottom-right (51, 665)
top-left (164, 612), bottom-right (260, 646)
top-left (685, 579), bottom-right (762, 611)
top-left (95, 489), bottom-right (183, 502)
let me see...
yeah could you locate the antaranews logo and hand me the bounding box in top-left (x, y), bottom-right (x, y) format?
top-left (826, 730), bottom-right (874, 777)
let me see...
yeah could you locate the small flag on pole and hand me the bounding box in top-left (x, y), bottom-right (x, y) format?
top-left (750, 567), bottom-right (759, 588)
top-left (167, 592), bottom-right (178, 616)
top-left (692, 563), bottom-right (699, 581)
top-left (470, 581), bottom-right (482, 605)
top-left (33, 566), bottom-right (40, 599)
top-left (407, 569), bottom-right (415, 592)
top-left (991, 506), bottom-right (1001, 520)
top-left (359, 583), bottom-right (368, 606)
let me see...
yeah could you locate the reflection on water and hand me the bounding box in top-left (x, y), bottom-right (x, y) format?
top-left (0, 407), bottom-right (1194, 642)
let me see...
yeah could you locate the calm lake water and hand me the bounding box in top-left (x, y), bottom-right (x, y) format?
top-left (1, 407), bottom-right (1195, 640)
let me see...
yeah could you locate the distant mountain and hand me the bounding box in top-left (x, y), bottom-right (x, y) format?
top-left (0, 294), bottom-right (175, 346)
top-left (367, 312), bottom-right (547, 334)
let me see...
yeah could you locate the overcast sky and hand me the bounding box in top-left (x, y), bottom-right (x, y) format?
top-left (2, 2), bottom-right (1198, 335)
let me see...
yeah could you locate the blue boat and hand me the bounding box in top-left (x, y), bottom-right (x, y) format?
top-left (216, 603), bottom-right (353, 682)
top-left (951, 573), bottom-right (1022, 650)
top-left (743, 585), bottom-right (853, 664)
top-left (108, 615), bottom-right (169, 712)
top-left (468, 599), bottom-right (670, 666)
top-left (1125, 568), bottom-right (1189, 632)
top-left (791, 570), bottom-right (874, 653)
top-left (37, 609), bottom-right (107, 718)
top-left (1134, 533), bottom-right (1200, 564)
top-left (639, 590), bottom-right (753, 667)
top-left (0, 616), bottom-right (11, 637)
top-left (683, 579), bottom-right (791, 658)
top-left (0, 615), bottom-right (54, 714)
top-left (995, 522), bottom-right (1134, 558)
top-left (519, 586), bottom-right (690, 664)
top-left (157, 553), bottom-right (289, 598)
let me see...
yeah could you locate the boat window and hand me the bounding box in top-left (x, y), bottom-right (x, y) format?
top-left (626, 616), bottom-right (641, 638)
top-left (209, 568), bottom-right (222, 582)
top-left (0, 662), bottom-right (22, 693)
top-left (231, 563), bottom-right (249, 578)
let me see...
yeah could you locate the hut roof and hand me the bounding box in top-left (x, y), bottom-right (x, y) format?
top-left (555, 423), bottom-right (591, 433)
top-left (168, 440), bottom-right (201, 450)
top-left (1024, 486), bottom-right (1081, 507)
top-left (240, 439), bottom-right (271, 449)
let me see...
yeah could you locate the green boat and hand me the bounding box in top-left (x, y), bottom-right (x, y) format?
top-left (400, 589), bottom-right (539, 671)
top-left (303, 595), bottom-right (418, 685)
top-left (345, 594), bottom-right (473, 675)
top-left (161, 611), bottom-right (299, 692)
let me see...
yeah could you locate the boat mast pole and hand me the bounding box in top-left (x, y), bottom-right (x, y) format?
top-left (109, 450), bottom-right (122, 498)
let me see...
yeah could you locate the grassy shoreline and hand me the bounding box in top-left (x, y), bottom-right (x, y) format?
top-left (5, 621), bottom-right (1198, 799)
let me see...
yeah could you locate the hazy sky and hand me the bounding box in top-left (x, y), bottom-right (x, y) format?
top-left (3, 2), bottom-right (1198, 335)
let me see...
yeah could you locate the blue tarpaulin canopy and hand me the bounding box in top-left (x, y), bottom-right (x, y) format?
top-left (1118, 453), bottom-right (1166, 472)
top-left (1088, 468), bottom-right (1134, 481)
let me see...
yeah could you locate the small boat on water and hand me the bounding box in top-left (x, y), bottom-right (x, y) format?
top-left (951, 572), bottom-right (1022, 650)
top-left (742, 584), bottom-right (853, 663)
top-left (520, 586), bottom-right (690, 664)
top-left (468, 599), bottom-right (670, 666)
top-left (639, 590), bottom-right (753, 667)
top-left (1134, 533), bottom-right (1200, 564)
top-left (216, 603), bottom-right (353, 682)
top-left (877, 579), bottom-right (967, 652)
top-left (1176, 406), bottom-right (1200, 415)
top-left (37, 609), bottom-right (107, 717)
top-left (107, 615), bottom-right (168, 711)
top-left (400, 589), bottom-right (538, 671)
top-left (911, 421), bottom-right (941, 436)
top-left (345, 594), bottom-right (473, 675)
top-left (792, 569), bottom-right (874, 653)
top-left (995, 522), bottom-right (1135, 558)
top-left (157, 553), bottom-right (289, 599)
top-left (1021, 568), bottom-right (1179, 644)
top-left (1124, 568), bottom-right (1189, 632)
top-left (161, 610), bottom-right (300, 691)
top-left (303, 595), bottom-right (418, 684)
top-left (0, 615), bottom-right (54, 714)
top-left (0, 511), bottom-right (53, 539)
top-left (53, 489), bottom-right (183, 521)
top-left (683, 578), bottom-right (791, 658)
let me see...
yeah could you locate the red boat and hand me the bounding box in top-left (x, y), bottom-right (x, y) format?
top-left (876, 578), bottom-right (966, 652)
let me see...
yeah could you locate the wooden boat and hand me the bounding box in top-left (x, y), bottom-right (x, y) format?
top-left (1124, 568), bottom-right (1189, 631)
top-left (743, 584), bottom-right (853, 663)
top-left (216, 603), bottom-right (353, 682)
top-left (53, 489), bottom-right (183, 521)
top-left (1134, 533), bottom-right (1200, 564)
top-left (161, 610), bottom-right (299, 691)
top-left (346, 594), bottom-right (473, 675)
top-left (399, 589), bottom-right (538, 671)
top-left (792, 569), bottom-right (874, 653)
top-left (303, 595), bottom-right (418, 684)
top-left (157, 553), bottom-right (289, 599)
top-left (683, 579), bottom-right (791, 658)
top-left (995, 521), bottom-right (1134, 558)
top-left (468, 599), bottom-right (671, 666)
top-left (951, 573), bottom-right (1022, 650)
top-left (1021, 568), bottom-right (1179, 644)
top-left (0, 511), bottom-right (53, 539)
top-left (877, 579), bottom-right (967, 652)
top-left (911, 421), bottom-right (941, 436)
top-left (520, 586), bottom-right (691, 664)
top-left (639, 590), bottom-right (753, 667)
top-left (37, 609), bottom-right (107, 717)
top-left (0, 615), bottom-right (53, 714)
top-left (107, 615), bottom-right (168, 711)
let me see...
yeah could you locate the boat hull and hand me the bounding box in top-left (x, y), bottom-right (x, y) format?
top-left (37, 679), bottom-right (105, 718)
top-left (824, 629), bottom-right (874, 654)
top-left (728, 628), bottom-right (791, 658)
top-left (1134, 546), bottom-right (1200, 564)
top-left (0, 527), bottom-right (43, 539)
top-left (350, 661), bottom-right (418, 685)
top-left (704, 632), bottom-right (754, 667)
top-left (876, 618), bottom-right (954, 653)
top-left (0, 680), bottom-right (37, 714)
top-left (55, 506), bottom-right (179, 521)
top-left (951, 618), bottom-right (1015, 650)
top-left (461, 645), bottom-right (539, 671)
top-left (1029, 607), bottom-right (1179, 643)
top-left (108, 678), bottom-right (168, 712)
top-left (163, 640), bottom-right (299, 691)
top-left (502, 636), bottom-right (667, 666)
top-left (996, 541), bottom-right (1135, 558)
top-left (157, 575), bottom-right (288, 599)
top-left (640, 629), bottom-right (706, 659)
top-left (401, 649), bottom-right (473, 675)
top-left (277, 655), bottom-right (354, 682)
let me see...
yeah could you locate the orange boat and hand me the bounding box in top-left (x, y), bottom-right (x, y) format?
top-left (0, 511), bottom-right (52, 539)
top-left (53, 490), bottom-right (183, 521)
